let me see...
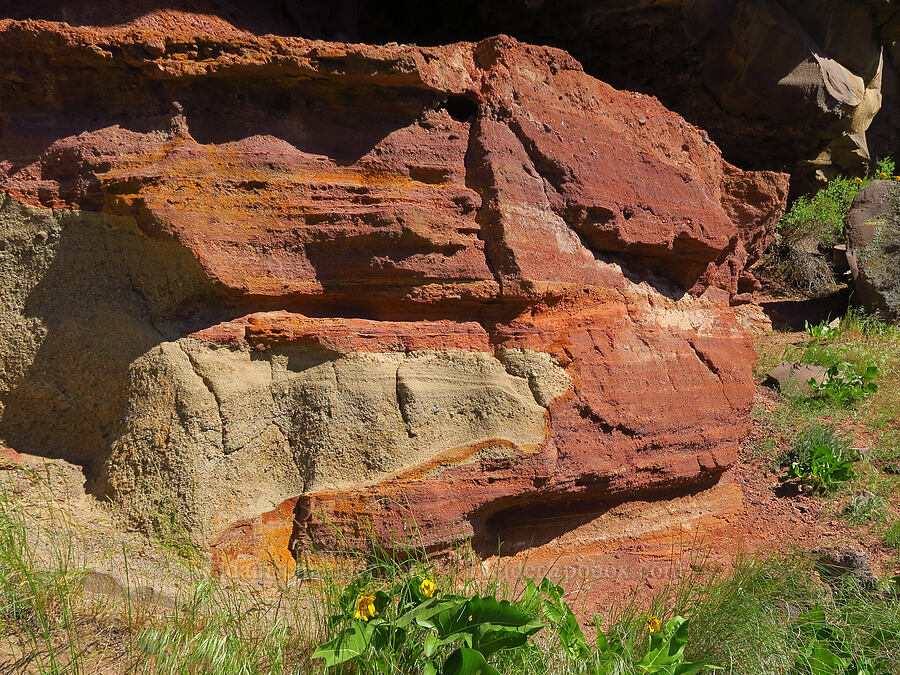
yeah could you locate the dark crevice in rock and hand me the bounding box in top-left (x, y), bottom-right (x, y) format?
top-left (574, 400), bottom-right (639, 440)
top-left (439, 95), bottom-right (479, 123)
top-left (468, 472), bottom-right (723, 558)
top-left (177, 343), bottom-right (228, 456)
top-left (463, 117), bottom-right (520, 295)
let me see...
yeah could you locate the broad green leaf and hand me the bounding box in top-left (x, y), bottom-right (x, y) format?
top-left (434, 596), bottom-right (536, 638)
top-left (468, 596), bottom-right (536, 628)
top-left (473, 624), bottom-right (528, 658)
top-left (517, 579), bottom-right (541, 616)
top-left (396, 596), bottom-right (461, 629)
top-left (425, 633), bottom-right (440, 658)
top-left (373, 590), bottom-right (392, 615)
top-left (311, 620), bottom-right (374, 668)
top-left (441, 647), bottom-right (501, 675)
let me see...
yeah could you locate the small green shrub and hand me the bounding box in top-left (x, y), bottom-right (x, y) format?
top-left (781, 423), bottom-right (858, 493)
top-left (784, 445), bottom-right (857, 493)
top-left (875, 156), bottom-right (897, 179)
top-left (777, 153), bottom-right (894, 245)
top-left (807, 364), bottom-right (879, 407)
top-left (805, 319), bottom-right (841, 341)
top-left (779, 176), bottom-right (862, 245)
top-left (765, 157), bottom-right (895, 293)
top-left (783, 423), bottom-right (854, 465)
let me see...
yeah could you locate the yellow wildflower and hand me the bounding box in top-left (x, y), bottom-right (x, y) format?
top-left (647, 615), bottom-right (661, 633)
top-left (894, 176), bottom-right (900, 182)
top-left (856, 177), bottom-right (863, 183)
top-left (420, 578), bottom-right (437, 598)
top-left (881, 172), bottom-right (888, 178)
top-left (355, 594), bottom-right (376, 621)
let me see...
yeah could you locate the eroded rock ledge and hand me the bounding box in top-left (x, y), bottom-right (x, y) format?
top-left (0, 21), bottom-right (788, 575)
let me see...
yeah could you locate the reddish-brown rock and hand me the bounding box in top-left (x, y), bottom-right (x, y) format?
top-left (0, 15), bottom-right (788, 581)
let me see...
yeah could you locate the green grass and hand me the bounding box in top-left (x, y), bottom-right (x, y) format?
top-left (4, 469), bottom-right (900, 674)
top-left (778, 422), bottom-right (853, 469)
top-left (884, 522), bottom-right (900, 551)
top-left (766, 309), bottom-right (900, 427)
top-left (0, 469), bottom-right (322, 674)
top-left (777, 157), bottom-right (895, 245)
top-left (755, 310), bottom-right (900, 531)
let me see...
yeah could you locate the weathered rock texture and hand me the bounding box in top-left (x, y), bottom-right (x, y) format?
top-left (845, 180), bottom-right (900, 320)
top-left (0, 15), bottom-right (788, 574)
top-left (9, 0), bottom-right (899, 189)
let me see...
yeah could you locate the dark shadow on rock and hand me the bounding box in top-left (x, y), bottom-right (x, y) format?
top-left (0, 206), bottom-right (216, 488)
top-left (0, 0), bottom-right (307, 36)
top-left (183, 75), bottom-right (441, 166)
top-left (760, 286), bottom-right (853, 331)
top-left (468, 475), bottom-right (722, 558)
top-left (2, 52), bottom-right (440, 178)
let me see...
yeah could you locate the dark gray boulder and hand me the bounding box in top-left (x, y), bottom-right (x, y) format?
top-left (845, 180), bottom-right (900, 321)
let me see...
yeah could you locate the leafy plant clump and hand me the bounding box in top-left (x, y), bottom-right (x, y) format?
top-left (805, 319), bottom-right (841, 341)
top-left (313, 573), bottom-right (718, 674)
top-left (794, 604), bottom-right (891, 675)
top-left (780, 176), bottom-right (863, 245)
top-left (807, 363), bottom-right (879, 407)
top-left (781, 423), bottom-right (858, 493)
top-left (762, 157), bottom-right (895, 294)
top-left (780, 157), bottom-right (896, 245)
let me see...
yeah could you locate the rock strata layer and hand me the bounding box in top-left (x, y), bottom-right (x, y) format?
top-left (0, 17), bottom-right (788, 575)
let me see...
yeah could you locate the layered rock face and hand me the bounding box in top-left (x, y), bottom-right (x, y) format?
top-left (0, 16), bottom-right (788, 575)
top-left (9, 1), bottom-right (895, 188)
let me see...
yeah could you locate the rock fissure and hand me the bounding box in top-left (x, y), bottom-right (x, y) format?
top-left (176, 343), bottom-right (227, 456)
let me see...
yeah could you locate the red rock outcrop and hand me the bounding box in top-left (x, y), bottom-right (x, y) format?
top-left (0, 14), bottom-right (788, 581)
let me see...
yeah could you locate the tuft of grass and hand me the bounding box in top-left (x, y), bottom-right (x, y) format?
top-left (0, 467), bottom-right (323, 674)
top-left (884, 522), bottom-right (900, 551)
top-left (844, 491), bottom-right (889, 525)
top-left (778, 421), bottom-right (853, 469)
top-left (609, 552), bottom-right (900, 674)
